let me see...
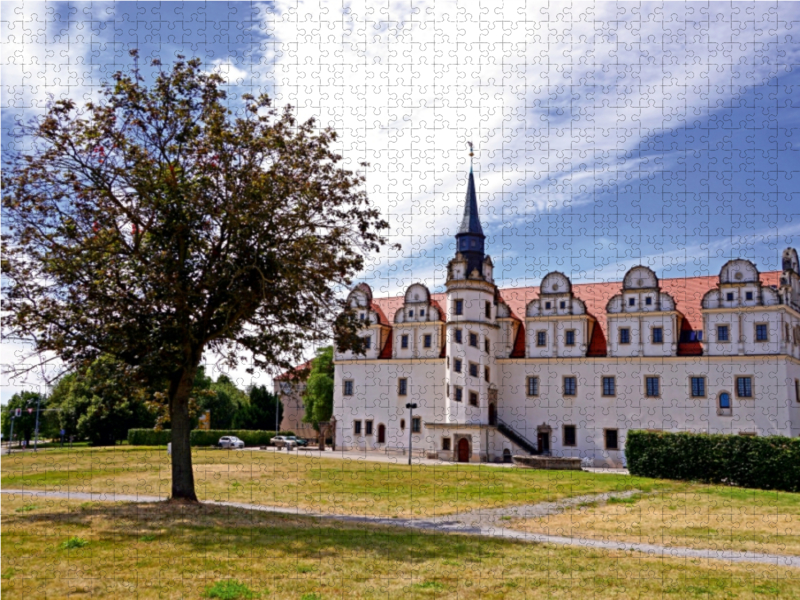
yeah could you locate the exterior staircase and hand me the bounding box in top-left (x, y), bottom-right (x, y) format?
top-left (496, 417), bottom-right (539, 455)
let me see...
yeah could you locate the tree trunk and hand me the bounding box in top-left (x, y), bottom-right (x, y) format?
top-left (169, 367), bottom-right (198, 502)
top-left (318, 422), bottom-right (326, 451)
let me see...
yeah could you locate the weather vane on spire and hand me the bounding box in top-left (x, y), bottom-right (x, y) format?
top-left (468, 141), bottom-right (474, 170)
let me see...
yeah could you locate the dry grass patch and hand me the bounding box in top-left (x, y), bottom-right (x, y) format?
top-left (509, 485), bottom-right (800, 556)
top-left (1, 447), bottom-right (655, 518)
top-left (2, 495), bottom-right (799, 599)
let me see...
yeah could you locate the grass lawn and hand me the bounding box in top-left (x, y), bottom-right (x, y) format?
top-left (508, 485), bottom-right (800, 556)
top-left (3, 494), bottom-right (799, 599)
top-left (0, 446), bottom-right (655, 517)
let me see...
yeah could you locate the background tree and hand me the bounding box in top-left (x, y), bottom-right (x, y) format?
top-left (47, 356), bottom-right (155, 445)
top-left (302, 346), bottom-right (334, 449)
top-left (233, 384), bottom-right (283, 431)
top-left (201, 374), bottom-right (249, 429)
top-left (2, 52), bottom-right (390, 500)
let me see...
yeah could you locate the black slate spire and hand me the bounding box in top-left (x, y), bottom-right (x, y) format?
top-left (455, 142), bottom-right (486, 276)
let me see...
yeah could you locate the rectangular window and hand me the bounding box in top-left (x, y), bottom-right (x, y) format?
top-left (454, 329), bottom-right (463, 344)
top-left (745, 291), bottom-right (753, 301)
top-left (343, 380), bottom-right (354, 396)
top-left (563, 425), bottom-right (576, 447)
top-left (736, 376), bottom-right (753, 398)
top-left (560, 301), bottom-right (566, 309)
top-left (563, 376), bottom-right (577, 396)
top-left (401, 334), bottom-right (409, 349)
top-left (423, 334), bottom-right (432, 348)
top-left (485, 367), bottom-right (490, 382)
top-left (484, 339), bottom-right (490, 353)
top-left (412, 417), bottom-right (421, 433)
top-left (454, 299), bottom-right (464, 316)
top-left (454, 359), bottom-right (462, 373)
top-left (755, 324), bottom-right (768, 342)
top-left (398, 378), bottom-right (408, 396)
top-left (469, 391), bottom-right (478, 406)
top-left (717, 325), bottom-right (729, 342)
top-left (619, 328), bottom-right (631, 344)
top-left (545, 301), bottom-right (551, 309)
top-left (605, 429), bottom-right (619, 450)
top-left (485, 301), bottom-right (491, 318)
top-left (469, 362), bottom-right (478, 377)
top-left (469, 332), bottom-right (478, 347)
top-left (645, 376), bottom-right (660, 397)
top-left (565, 330), bottom-right (575, 346)
top-left (365, 420), bottom-right (373, 435)
top-left (602, 376), bottom-right (616, 397)
top-left (690, 377), bottom-right (706, 397)
top-left (527, 376), bottom-right (539, 397)
top-left (652, 327), bottom-right (663, 343)
top-left (645, 296), bottom-right (652, 306)
top-left (364, 335), bottom-right (372, 349)
top-left (796, 380), bottom-right (800, 403)
top-left (353, 420), bottom-right (362, 435)
top-left (408, 310), bottom-right (414, 318)
top-left (629, 297), bottom-right (636, 306)
top-left (536, 331), bottom-right (547, 347)
top-left (455, 386), bottom-right (463, 402)
top-left (442, 437), bottom-right (451, 451)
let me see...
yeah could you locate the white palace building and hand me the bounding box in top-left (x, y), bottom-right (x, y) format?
top-left (332, 161), bottom-right (800, 466)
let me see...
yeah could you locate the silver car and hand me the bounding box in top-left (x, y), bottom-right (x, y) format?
top-left (218, 435), bottom-right (245, 449)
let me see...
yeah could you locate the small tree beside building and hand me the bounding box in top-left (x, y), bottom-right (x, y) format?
top-left (303, 346), bottom-right (334, 450)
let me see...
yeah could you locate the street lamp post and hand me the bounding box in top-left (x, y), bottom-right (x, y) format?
top-left (405, 402), bottom-right (418, 466)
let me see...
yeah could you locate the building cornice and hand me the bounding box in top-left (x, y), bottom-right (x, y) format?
top-left (495, 354), bottom-right (800, 365)
top-left (605, 311), bottom-right (682, 319)
top-left (701, 304), bottom-right (800, 319)
top-left (524, 314), bottom-right (595, 322)
top-left (446, 320), bottom-right (500, 330)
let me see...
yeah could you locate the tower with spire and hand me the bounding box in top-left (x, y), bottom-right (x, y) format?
top-left (444, 144), bottom-right (498, 431)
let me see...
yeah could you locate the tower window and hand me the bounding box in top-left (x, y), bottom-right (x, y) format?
top-left (454, 359), bottom-right (462, 373)
top-left (420, 309), bottom-right (425, 316)
top-left (408, 310), bottom-right (414, 317)
top-left (455, 329), bottom-right (463, 344)
top-left (484, 339), bottom-right (490, 353)
top-left (726, 292), bottom-right (734, 301)
top-left (645, 376), bottom-right (660, 397)
top-left (717, 325), bottom-right (730, 342)
top-left (469, 391), bottom-right (478, 406)
top-left (560, 301), bottom-right (566, 309)
top-left (527, 376), bottom-right (539, 396)
top-left (602, 376), bottom-right (615, 396)
top-left (364, 335), bottom-right (372, 349)
top-left (565, 330), bottom-right (575, 346)
top-left (469, 362), bottom-right (478, 377)
top-left (629, 298), bottom-right (636, 306)
top-left (745, 291), bottom-right (753, 301)
top-left (398, 378), bottom-right (408, 396)
top-left (652, 327), bottom-right (663, 344)
top-left (354, 421), bottom-right (362, 435)
top-left (563, 376), bottom-right (577, 396)
top-left (755, 324), bottom-right (768, 342)
top-left (645, 297), bottom-right (652, 306)
top-left (485, 301), bottom-right (491, 318)
top-left (469, 332), bottom-right (478, 347)
top-left (423, 334), bottom-right (432, 348)
top-left (545, 301), bottom-right (551, 309)
top-left (343, 380), bottom-right (354, 396)
top-left (536, 331), bottom-right (547, 347)
top-left (455, 387), bottom-right (463, 402)
top-left (400, 334), bottom-right (409, 349)
top-left (454, 299), bottom-right (464, 316)
top-left (619, 328), bottom-right (631, 344)
top-left (485, 367), bottom-right (490, 382)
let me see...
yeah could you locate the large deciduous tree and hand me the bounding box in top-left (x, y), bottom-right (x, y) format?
top-left (2, 52), bottom-right (389, 500)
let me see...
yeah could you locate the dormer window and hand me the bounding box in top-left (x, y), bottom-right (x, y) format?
top-left (420, 309), bottom-right (425, 316)
top-left (645, 297), bottom-right (652, 306)
top-left (745, 291), bottom-right (753, 301)
top-left (560, 301), bottom-right (566, 309)
top-left (628, 298), bottom-right (636, 306)
top-left (408, 310), bottom-right (414, 317)
top-left (726, 292), bottom-right (734, 301)
top-left (545, 302), bottom-right (552, 309)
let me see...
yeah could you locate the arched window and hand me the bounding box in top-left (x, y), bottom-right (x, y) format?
top-left (718, 392), bottom-right (732, 415)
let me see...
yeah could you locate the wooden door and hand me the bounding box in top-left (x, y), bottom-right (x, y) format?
top-left (537, 432), bottom-right (550, 454)
top-left (457, 438), bottom-right (470, 462)
top-left (488, 403), bottom-right (497, 426)
top-left (377, 424), bottom-right (386, 444)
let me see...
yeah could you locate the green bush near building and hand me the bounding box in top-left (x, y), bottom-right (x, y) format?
top-left (626, 430), bottom-right (800, 492)
top-left (127, 429), bottom-right (296, 447)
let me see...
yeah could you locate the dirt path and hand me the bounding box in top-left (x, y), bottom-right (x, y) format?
top-left (4, 488), bottom-right (798, 569)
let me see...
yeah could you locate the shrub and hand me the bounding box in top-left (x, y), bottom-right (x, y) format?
top-left (626, 430), bottom-right (800, 492)
top-left (60, 537), bottom-right (88, 549)
top-left (127, 429), bottom-right (296, 447)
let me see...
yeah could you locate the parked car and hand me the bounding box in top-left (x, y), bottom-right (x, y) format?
top-left (271, 435), bottom-right (291, 448)
top-left (218, 436), bottom-right (245, 449)
top-left (289, 436), bottom-right (309, 447)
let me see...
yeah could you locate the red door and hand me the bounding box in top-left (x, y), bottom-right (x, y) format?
top-left (457, 438), bottom-right (470, 463)
top-left (377, 424), bottom-right (386, 444)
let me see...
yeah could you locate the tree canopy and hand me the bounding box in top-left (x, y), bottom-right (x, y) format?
top-left (233, 384), bottom-right (283, 431)
top-left (302, 346), bottom-right (334, 447)
top-left (1, 391), bottom-right (49, 445)
top-left (2, 52), bottom-right (390, 500)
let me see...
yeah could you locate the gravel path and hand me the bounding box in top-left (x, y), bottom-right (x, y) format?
top-left (4, 488), bottom-right (798, 568)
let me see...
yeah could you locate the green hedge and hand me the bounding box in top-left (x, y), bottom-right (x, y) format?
top-left (127, 429), bottom-right (296, 447)
top-left (626, 430), bottom-right (800, 492)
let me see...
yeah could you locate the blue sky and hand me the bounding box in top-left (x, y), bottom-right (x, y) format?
top-left (2, 0), bottom-right (799, 393)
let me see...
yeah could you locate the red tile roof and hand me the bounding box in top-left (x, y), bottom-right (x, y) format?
top-left (370, 272), bottom-right (781, 358)
top-left (275, 359), bottom-right (314, 381)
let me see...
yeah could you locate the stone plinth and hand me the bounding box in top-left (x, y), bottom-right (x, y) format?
top-left (512, 456), bottom-right (583, 470)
